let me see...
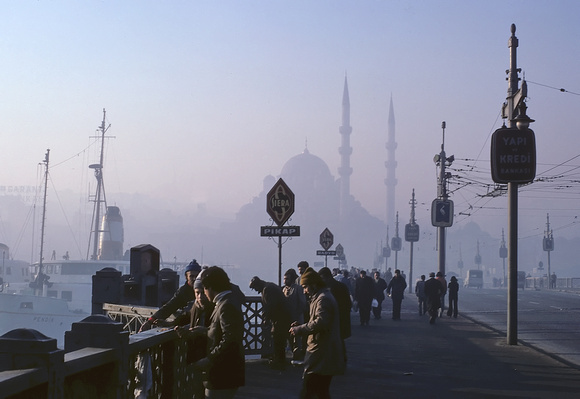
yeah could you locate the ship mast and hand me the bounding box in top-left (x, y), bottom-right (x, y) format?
top-left (38, 149), bottom-right (50, 274)
top-left (87, 109), bottom-right (111, 260)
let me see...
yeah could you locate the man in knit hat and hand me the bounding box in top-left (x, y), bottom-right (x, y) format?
top-left (139, 259), bottom-right (202, 331)
top-left (290, 267), bottom-right (345, 398)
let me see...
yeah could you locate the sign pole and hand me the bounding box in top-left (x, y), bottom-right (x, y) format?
top-left (261, 178), bottom-right (299, 287)
top-left (278, 236), bottom-right (282, 286)
top-left (506, 25), bottom-right (519, 346)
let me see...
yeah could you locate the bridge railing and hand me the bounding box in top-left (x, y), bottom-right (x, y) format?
top-left (0, 296), bottom-right (268, 399)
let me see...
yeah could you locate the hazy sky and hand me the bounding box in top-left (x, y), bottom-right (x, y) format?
top-left (2, 1), bottom-right (580, 250)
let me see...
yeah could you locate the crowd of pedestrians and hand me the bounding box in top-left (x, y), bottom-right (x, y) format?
top-left (139, 259), bottom-right (460, 398)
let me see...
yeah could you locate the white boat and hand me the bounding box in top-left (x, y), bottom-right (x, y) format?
top-left (0, 243), bottom-right (34, 288)
top-left (0, 110), bottom-right (131, 348)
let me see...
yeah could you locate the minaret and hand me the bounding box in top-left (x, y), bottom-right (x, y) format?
top-left (384, 94), bottom-right (398, 227)
top-left (338, 75), bottom-right (353, 219)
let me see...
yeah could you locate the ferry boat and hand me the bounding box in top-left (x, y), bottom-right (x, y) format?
top-left (0, 110), bottom-right (131, 347)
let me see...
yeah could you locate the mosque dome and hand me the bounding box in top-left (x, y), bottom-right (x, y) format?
top-left (280, 148), bottom-right (334, 192)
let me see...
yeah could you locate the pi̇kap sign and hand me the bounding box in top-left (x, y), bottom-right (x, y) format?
top-left (490, 127), bottom-right (536, 184)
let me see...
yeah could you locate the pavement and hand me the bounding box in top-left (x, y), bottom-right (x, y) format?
top-left (237, 301), bottom-right (580, 399)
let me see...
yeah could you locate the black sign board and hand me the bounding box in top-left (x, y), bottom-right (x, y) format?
top-left (391, 236), bottom-right (402, 251)
top-left (319, 228), bottom-right (334, 251)
top-left (431, 199), bottom-right (454, 227)
top-left (316, 250), bottom-right (337, 256)
top-left (266, 178), bottom-right (295, 226)
top-left (404, 223), bottom-right (420, 242)
top-left (543, 237), bottom-right (554, 252)
top-left (260, 226), bottom-right (301, 237)
top-left (490, 127), bottom-right (536, 184)
top-left (335, 244), bottom-right (344, 258)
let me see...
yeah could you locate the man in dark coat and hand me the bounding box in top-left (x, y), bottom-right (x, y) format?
top-left (354, 270), bottom-right (375, 326)
top-left (175, 275), bottom-right (215, 399)
top-left (372, 271), bottom-right (388, 319)
top-left (250, 276), bottom-right (292, 369)
top-left (139, 259), bottom-right (201, 331)
top-left (424, 272), bottom-right (443, 324)
top-left (194, 266), bottom-right (245, 397)
top-left (386, 269), bottom-right (407, 320)
top-left (319, 267), bottom-right (352, 363)
top-left (447, 276), bottom-right (459, 318)
top-left (289, 267), bottom-right (345, 398)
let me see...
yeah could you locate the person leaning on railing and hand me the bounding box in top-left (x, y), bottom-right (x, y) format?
top-left (139, 259), bottom-right (201, 332)
top-left (192, 266), bottom-right (245, 398)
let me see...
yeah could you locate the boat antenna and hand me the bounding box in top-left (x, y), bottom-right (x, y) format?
top-left (87, 109), bottom-right (111, 260)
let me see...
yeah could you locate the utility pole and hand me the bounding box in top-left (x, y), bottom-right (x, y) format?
top-left (543, 213), bottom-right (554, 288)
top-left (506, 23), bottom-right (520, 347)
top-left (491, 24), bottom-right (536, 345)
top-left (457, 244), bottom-right (464, 278)
top-left (383, 227), bottom-right (391, 274)
top-left (392, 212), bottom-right (402, 269)
top-left (474, 240), bottom-right (482, 270)
top-left (432, 122), bottom-right (454, 277)
top-left (405, 189), bottom-right (419, 293)
top-left (500, 229), bottom-right (507, 287)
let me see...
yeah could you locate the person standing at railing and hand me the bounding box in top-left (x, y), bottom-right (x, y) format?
top-left (139, 259), bottom-right (201, 331)
top-left (193, 266), bottom-right (245, 398)
top-left (175, 272), bottom-right (215, 399)
top-left (249, 275), bottom-right (292, 370)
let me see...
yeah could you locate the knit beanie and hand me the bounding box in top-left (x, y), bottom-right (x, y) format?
top-left (193, 277), bottom-right (204, 290)
top-left (185, 259), bottom-right (202, 274)
top-left (300, 267), bottom-right (323, 286)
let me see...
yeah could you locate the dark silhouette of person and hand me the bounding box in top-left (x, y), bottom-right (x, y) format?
top-left (415, 274), bottom-right (427, 316)
top-left (249, 276), bottom-right (292, 369)
top-left (354, 270), bottom-right (375, 326)
top-left (372, 271), bottom-right (388, 319)
top-left (447, 276), bottom-right (459, 318)
top-left (436, 271), bottom-right (447, 317)
top-left (424, 272), bottom-right (443, 324)
top-left (283, 268), bottom-right (307, 363)
top-left (289, 267), bottom-right (345, 399)
top-left (386, 269), bottom-right (407, 320)
top-left (193, 266), bottom-right (245, 397)
top-left (175, 273), bottom-right (215, 399)
top-left (140, 259), bottom-right (201, 331)
top-left (319, 267), bottom-right (352, 362)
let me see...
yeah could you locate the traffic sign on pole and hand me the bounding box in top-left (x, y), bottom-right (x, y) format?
top-left (266, 178), bottom-right (295, 226)
top-left (319, 228), bottom-right (334, 251)
top-left (431, 199), bottom-right (454, 227)
top-left (490, 126), bottom-right (536, 184)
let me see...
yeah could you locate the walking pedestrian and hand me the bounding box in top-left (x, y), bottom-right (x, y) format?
top-left (372, 271), bottom-right (388, 320)
top-left (354, 270), bottom-right (375, 326)
top-left (436, 272), bottom-right (447, 317)
top-left (415, 275), bottom-right (427, 316)
top-left (386, 269), bottom-right (407, 320)
top-left (424, 272), bottom-right (442, 324)
top-left (447, 276), bottom-right (459, 318)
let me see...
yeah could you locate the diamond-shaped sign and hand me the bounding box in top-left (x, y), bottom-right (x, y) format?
top-left (266, 178), bottom-right (295, 226)
top-left (320, 228), bottom-right (334, 250)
